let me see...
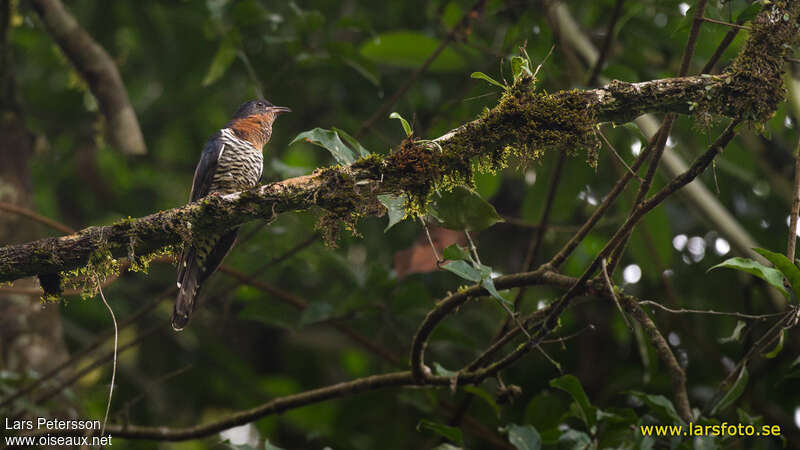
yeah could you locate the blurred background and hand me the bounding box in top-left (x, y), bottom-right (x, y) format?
top-left (1, 0), bottom-right (799, 448)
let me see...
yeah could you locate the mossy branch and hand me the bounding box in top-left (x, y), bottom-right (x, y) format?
top-left (1, 0), bottom-right (798, 283)
top-left (0, 84), bottom-right (786, 282)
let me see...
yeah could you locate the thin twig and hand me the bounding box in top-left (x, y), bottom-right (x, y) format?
top-left (606, 0), bottom-right (709, 269)
top-left (586, 0), bottom-right (625, 86)
top-left (639, 300), bottom-right (784, 320)
top-left (548, 127), bottom-right (662, 268)
top-left (218, 266), bottom-right (405, 366)
top-left (621, 295), bottom-right (692, 421)
top-left (237, 49), bottom-right (264, 98)
top-left (496, 295), bottom-right (532, 340)
top-left (12, 323), bottom-right (162, 414)
top-left (356, 0), bottom-right (488, 138)
top-left (703, 308), bottom-right (799, 415)
top-left (0, 200), bottom-right (75, 234)
top-left (700, 16), bottom-right (751, 31)
top-left (532, 44), bottom-right (556, 80)
top-left (611, 0), bottom-right (709, 271)
top-left (0, 291), bottom-right (167, 410)
top-left (701, 18), bottom-right (746, 73)
top-left (597, 127), bottom-right (639, 179)
top-left (420, 217), bottom-right (443, 263)
top-left (96, 282), bottom-right (118, 436)
top-left (602, 258), bottom-right (632, 330)
top-left (464, 230), bottom-right (482, 265)
top-left (679, 0), bottom-right (709, 77)
top-left (541, 324), bottom-right (596, 344)
top-left (501, 150), bottom-right (566, 337)
top-left (606, 108), bottom-right (674, 273)
top-left (465, 227), bottom-right (533, 340)
top-left (535, 345), bottom-right (563, 373)
top-left (500, 120), bottom-right (739, 420)
top-left (114, 364), bottom-right (193, 419)
top-left (787, 135), bottom-right (800, 260)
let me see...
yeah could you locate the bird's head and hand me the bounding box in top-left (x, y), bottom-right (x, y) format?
top-left (228, 99), bottom-right (291, 149)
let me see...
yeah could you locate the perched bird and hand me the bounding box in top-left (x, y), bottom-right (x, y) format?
top-left (173, 99), bottom-right (290, 330)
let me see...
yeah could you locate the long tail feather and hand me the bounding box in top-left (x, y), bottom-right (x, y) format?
top-left (173, 254), bottom-right (200, 331)
top-left (171, 229), bottom-right (239, 331)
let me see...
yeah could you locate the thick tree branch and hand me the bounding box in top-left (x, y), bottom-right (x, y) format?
top-left (0, 71), bottom-right (782, 283)
top-left (30, 0), bottom-right (146, 155)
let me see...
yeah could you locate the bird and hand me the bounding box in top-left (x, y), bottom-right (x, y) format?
top-left (172, 99), bottom-right (291, 331)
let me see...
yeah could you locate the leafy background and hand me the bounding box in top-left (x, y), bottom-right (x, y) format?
top-left (3, 0), bottom-right (800, 449)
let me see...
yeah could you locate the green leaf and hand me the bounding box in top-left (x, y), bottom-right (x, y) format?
top-left (378, 194), bottom-right (406, 232)
top-left (735, 2), bottom-right (762, 22)
top-left (628, 392), bottom-right (684, 424)
top-left (443, 243), bottom-right (471, 261)
top-left (511, 56), bottom-right (532, 81)
top-left (507, 424), bottom-right (541, 450)
top-left (389, 112), bottom-right (412, 137)
top-left (332, 126), bottom-right (371, 158)
top-left (203, 39), bottom-right (238, 86)
top-left (428, 187), bottom-right (504, 231)
top-left (462, 385), bottom-right (500, 417)
top-left (417, 419), bottom-right (463, 445)
top-left (433, 361), bottom-right (458, 377)
top-left (763, 329), bottom-right (785, 359)
top-left (524, 390), bottom-right (570, 431)
top-left (557, 429), bottom-right (592, 450)
top-left (718, 320), bottom-right (746, 344)
top-left (710, 366), bottom-right (748, 416)
top-left (753, 248), bottom-right (800, 298)
top-left (708, 257), bottom-right (789, 297)
top-left (737, 408), bottom-right (764, 427)
top-left (442, 260), bottom-right (482, 282)
top-left (481, 275), bottom-right (513, 309)
top-left (471, 71), bottom-right (507, 90)
top-left (360, 31), bottom-right (466, 72)
top-left (290, 128), bottom-right (357, 165)
top-left (596, 407), bottom-right (638, 425)
top-left (550, 375), bottom-right (595, 427)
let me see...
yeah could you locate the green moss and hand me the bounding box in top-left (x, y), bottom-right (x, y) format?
top-left (382, 78), bottom-right (598, 214)
top-left (60, 246), bottom-right (120, 299)
top-left (313, 77), bottom-right (600, 243)
top-left (113, 216), bottom-right (137, 226)
top-left (129, 245), bottom-right (176, 273)
top-left (311, 166), bottom-right (384, 246)
top-left (696, 1), bottom-right (799, 123)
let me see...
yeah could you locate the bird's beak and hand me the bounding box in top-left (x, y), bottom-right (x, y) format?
top-left (269, 106), bottom-right (291, 114)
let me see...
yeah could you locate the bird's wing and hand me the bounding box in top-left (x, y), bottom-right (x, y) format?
top-left (175, 133), bottom-right (225, 319)
top-left (189, 133), bottom-right (224, 202)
